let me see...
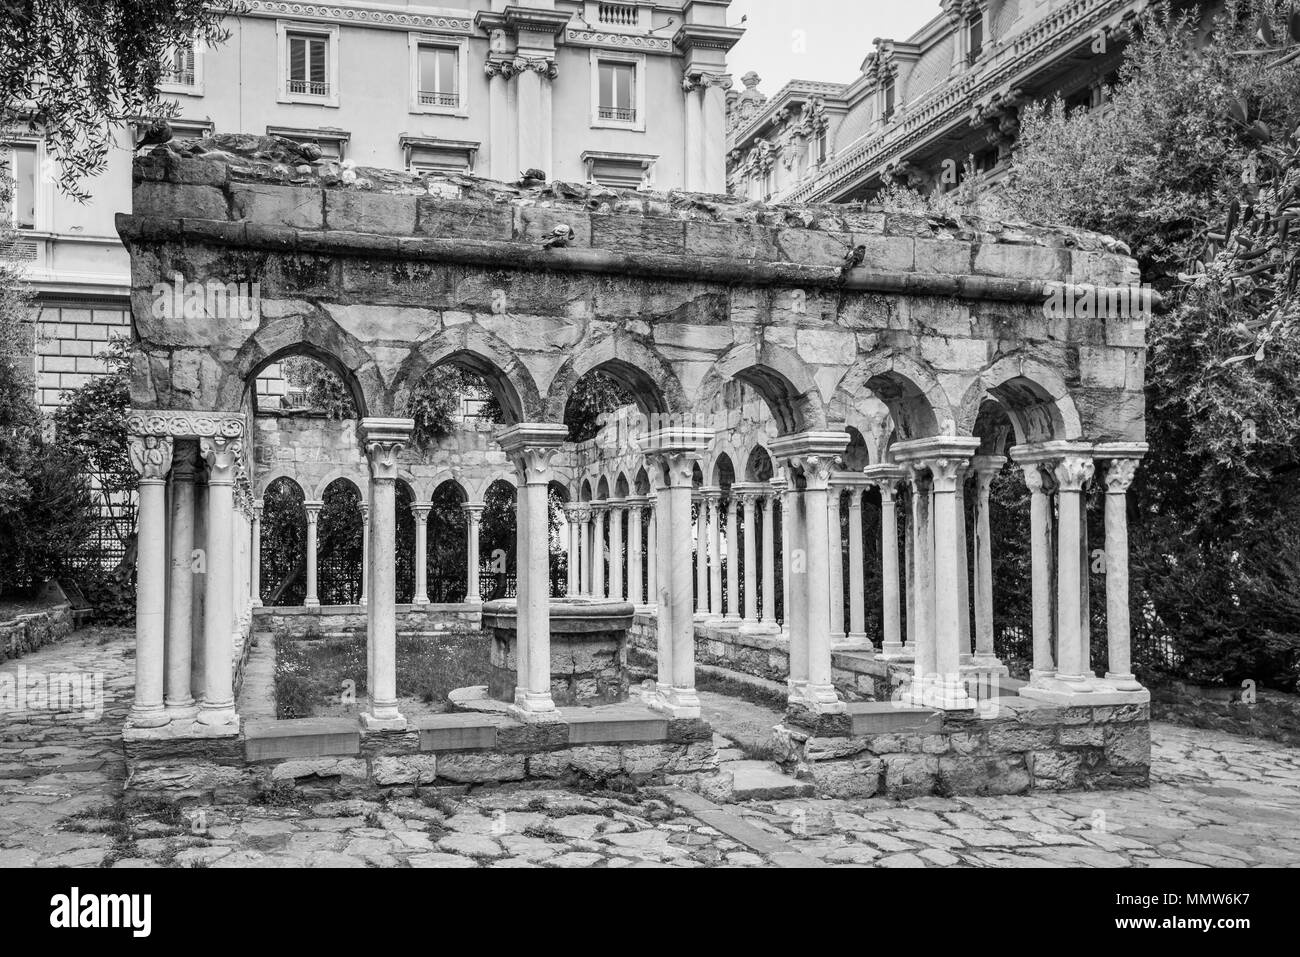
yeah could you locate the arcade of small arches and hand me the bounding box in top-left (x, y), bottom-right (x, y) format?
top-left (122, 340), bottom-right (1148, 736)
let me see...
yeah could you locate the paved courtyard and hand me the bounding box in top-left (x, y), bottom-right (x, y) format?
top-left (1, 628), bottom-right (1298, 868)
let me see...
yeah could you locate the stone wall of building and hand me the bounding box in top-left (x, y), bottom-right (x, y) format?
top-left (0, 604), bottom-right (75, 662)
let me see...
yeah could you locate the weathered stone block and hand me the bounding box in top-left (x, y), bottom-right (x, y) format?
top-left (590, 214), bottom-right (684, 255)
top-left (936, 754), bottom-right (1030, 796)
top-left (435, 752), bottom-right (527, 783)
top-left (807, 757), bottom-right (882, 798)
top-left (882, 754), bottom-right (939, 799)
top-left (371, 755), bottom-right (438, 786)
top-left (1103, 722), bottom-right (1150, 769)
top-left (326, 190), bottom-right (417, 235)
top-left (415, 197), bottom-right (513, 240)
top-left (1058, 725), bottom-right (1105, 748)
top-left (527, 746), bottom-right (623, 780)
top-left (270, 758), bottom-right (367, 782)
top-left (987, 723), bottom-right (1057, 752)
top-left (685, 221), bottom-right (777, 260)
top-left (230, 184), bottom-right (323, 229)
top-left (134, 183), bottom-right (228, 221)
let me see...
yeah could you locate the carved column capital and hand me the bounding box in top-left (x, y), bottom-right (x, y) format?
top-left (365, 438), bottom-right (405, 482)
top-left (1104, 458), bottom-right (1139, 493)
top-left (410, 503), bottom-right (432, 524)
top-left (304, 500), bottom-right (323, 526)
top-left (199, 435), bottom-right (241, 484)
top-left (129, 435), bottom-right (174, 482)
top-left (463, 502), bottom-right (485, 523)
top-left (1052, 455), bottom-right (1095, 492)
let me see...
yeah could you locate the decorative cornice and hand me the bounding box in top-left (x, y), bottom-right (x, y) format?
top-left (241, 1), bottom-right (473, 33)
top-left (566, 28), bottom-right (672, 53)
top-left (127, 409), bottom-right (244, 440)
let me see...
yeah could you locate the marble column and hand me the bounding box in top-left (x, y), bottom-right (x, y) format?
top-left (498, 424), bottom-right (568, 721)
top-left (704, 487), bottom-right (723, 620)
top-left (846, 486), bottom-right (867, 644)
top-left (1052, 453), bottom-right (1095, 691)
top-left (734, 485), bottom-right (760, 626)
top-left (682, 75), bottom-right (705, 192)
top-left (360, 417), bottom-right (413, 730)
top-left (1019, 462), bottom-right (1055, 678)
top-left (578, 506), bottom-right (592, 597)
top-left (700, 73), bottom-right (732, 194)
top-left (515, 59), bottom-right (556, 183)
top-left (693, 492), bottom-right (708, 618)
top-left (127, 433), bottom-right (173, 728)
top-left (198, 430), bottom-right (240, 728)
top-left (652, 490), bottom-right (672, 693)
top-left (760, 490), bottom-right (777, 628)
top-left (304, 500), bottom-right (323, 607)
top-left (771, 433), bottom-right (849, 714)
top-left (971, 455), bottom-right (1006, 665)
top-left (410, 504), bottom-right (430, 605)
top-left (592, 503), bottom-right (607, 598)
top-left (644, 428), bottom-right (711, 718)
top-left (1099, 447), bottom-right (1146, 692)
top-left (627, 497), bottom-right (646, 606)
top-left (827, 486), bottom-right (846, 644)
top-left (164, 442), bottom-right (199, 720)
top-left (563, 504), bottom-right (579, 598)
top-left (645, 494), bottom-right (658, 611)
top-left (866, 468), bottom-right (906, 658)
top-left (928, 454), bottom-right (975, 709)
top-left (909, 466), bottom-right (934, 683)
top-left (486, 60), bottom-right (515, 182)
top-left (609, 502), bottom-right (624, 601)
top-left (358, 502), bottom-right (369, 607)
top-left (250, 502), bottom-right (262, 607)
top-left (464, 503), bottom-right (484, 604)
top-left (723, 491), bottom-right (740, 624)
top-left (954, 467), bottom-right (971, 659)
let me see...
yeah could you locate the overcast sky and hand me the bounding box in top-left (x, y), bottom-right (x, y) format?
top-left (725, 0), bottom-right (944, 93)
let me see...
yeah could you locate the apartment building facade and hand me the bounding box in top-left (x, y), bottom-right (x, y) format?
top-left (3, 0), bottom-right (743, 410)
top-left (724, 0), bottom-right (1209, 207)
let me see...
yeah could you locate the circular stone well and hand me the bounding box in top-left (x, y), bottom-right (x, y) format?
top-left (481, 598), bottom-right (635, 706)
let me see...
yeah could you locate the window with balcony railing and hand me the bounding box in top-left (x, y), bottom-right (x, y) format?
top-left (598, 3), bottom-right (638, 27)
top-left (1, 144), bottom-right (37, 230)
top-left (288, 33), bottom-right (329, 97)
top-left (161, 42), bottom-right (197, 87)
top-left (418, 45), bottom-right (459, 109)
top-left (597, 60), bottom-right (636, 123)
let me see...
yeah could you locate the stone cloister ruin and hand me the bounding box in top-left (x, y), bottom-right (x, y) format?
top-left (118, 137), bottom-right (1151, 798)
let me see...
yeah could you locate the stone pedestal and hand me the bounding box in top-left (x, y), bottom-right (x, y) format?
top-left (483, 598), bottom-right (635, 707)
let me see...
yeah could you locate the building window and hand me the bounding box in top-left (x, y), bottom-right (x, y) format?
top-left (266, 126), bottom-right (349, 161)
top-left (288, 33), bottom-right (329, 96)
top-left (1, 143), bottom-right (37, 230)
top-left (409, 35), bottom-right (469, 116)
top-left (160, 41), bottom-right (199, 89)
top-left (967, 12), bottom-right (984, 65)
top-left (814, 129), bottom-right (827, 165)
top-left (278, 22), bottom-right (339, 106)
top-left (590, 51), bottom-right (645, 131)
top-left (762, 167), bottom-right (773, 199)
top-left (582, 150), bottom-right (656, 189)
top-left (883, 79), bottom-right (896, 121)
top-left (598, 61), bottom-right (636, 122)
top-left (402, 136), bottom-right (480, 174)
top-left (418, 45), bottom-right (459, 107)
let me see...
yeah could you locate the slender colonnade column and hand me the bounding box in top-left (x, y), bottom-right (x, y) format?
top-left (410, 503), bottom-right (430, 605)
top-left (865, 466), bottom-right (905, 658)
top-left (464, 502), bottom-right (484, 604)
top-left (609, 500), bottom-right (624, 601)
top-left (1099, 445), bottom-right (1146, 692)
top-left (127, 433), bottom-right (173, 728)
top-left (705, 487), bottom-right (723, 620)
top-left (846, 485), bottom-right (867, 645)
top-left (250, 502), bottom-right (262, 607)
top-left (827, 485), bottom-right (846, 645)
top-left (165, 443), bottom-right (199, 720)
top-left (360, 417), bottom-right (412, 730)
top-left (627, 496), bottom-right (646, 606)
top-left (304, 500), bottom-right (323, 607)
top-left (198, 428), bottom-right (241, 728)
top-left (760, 488), bottom-right (777, 628)
top-left (724, 491), bottom-right (740, 623)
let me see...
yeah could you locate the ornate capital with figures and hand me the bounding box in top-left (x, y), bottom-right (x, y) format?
top-left (1052, 455), bottom-right (1095, 492)
top-left (1104, 457), bottom-right (1140, 493)
top-left (128, 434), bottom-right (174, 482)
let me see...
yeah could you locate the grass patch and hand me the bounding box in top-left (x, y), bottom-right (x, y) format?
top-left (274, 629), bottom-right (491, 719)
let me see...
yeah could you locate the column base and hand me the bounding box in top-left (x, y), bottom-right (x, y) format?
top-left (361, 711), bottom-right (408, 731)
top-left (164, 700), bottom-right (199, 721)
top-left (738, 619), bottom-right (781, 635)
top-left (787, 683), bottom-right (846, 714)
top-left (195, 704), bottom-right (239, 729)
top-left (412, 597), bottom-right (431, 606)
top-left (647, 687), bottom-right (700, 720)
top-left (304, 598), bottom-right (320, 608)
top-left (251, 599), bottom-right (263, 608)
top-left (634, 604), bottom-right (656, 616)
top-left (1104, 671), bottom-right (1145, 692)
top-left (719, 615), bottom-right (742, 627)
top-left (832, 634), bottom-right (874, 652)
top-left (127, 705), bottom-right (170, 729)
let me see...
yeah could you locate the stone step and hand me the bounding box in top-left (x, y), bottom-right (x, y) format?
top-left (845, 701), bottom-right (943, 736)
top-left (726, 760), bottom-right (815, 802)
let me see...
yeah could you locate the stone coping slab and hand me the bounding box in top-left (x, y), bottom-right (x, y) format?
top-left (244, 716), bottom-right (360, 762)
top-left (254, 603), bottom-right (483, 616)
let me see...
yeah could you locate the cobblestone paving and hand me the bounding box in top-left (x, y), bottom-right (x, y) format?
top-left (2, 628), bottom-right (1298, 868)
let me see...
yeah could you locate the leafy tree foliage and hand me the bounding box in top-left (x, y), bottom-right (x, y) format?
top-left (0, 0), bottom-right (233, 199)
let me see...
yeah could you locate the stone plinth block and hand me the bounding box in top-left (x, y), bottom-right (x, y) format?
top-left (483, 598), bottom-right (634, 706)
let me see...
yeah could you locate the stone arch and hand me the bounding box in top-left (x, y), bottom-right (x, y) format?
top-left (634, 467), bottom-right (651, 495)
top-left (391, 326), bottom-right (544, 425)
top-left (744, 444), bottom-right (775, 482)
top-left (260, 475), bottom-right (307, 607)
top-left (842, 426), bottom-right (872, 471)
top-left (544, 335), bottom-right (686, 422)
top-left (310, 470), bottom-right (365, 501)
top-left (226, 312), bottom-right (381, 416)
top-left (957, 355), bottom-right (1083, 445)
top-left (614, 472), bottom-right (630, 499)
top-left (702, 342), bottom-right (828, 436)
top-left (831, 351), bottom-right (949, 440)
top-left (255, 466), bottom-right (304, 498)
top-left (711, 451), bottom-right (736, 488)
top-left (596, 475), bottom-right (611, 500)
top-left (579, 477), bottom-right (594, 502)
top-left (464, 470), bottom-right (516, 504)
top-left (317, 476), bottom-right (364, 605)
